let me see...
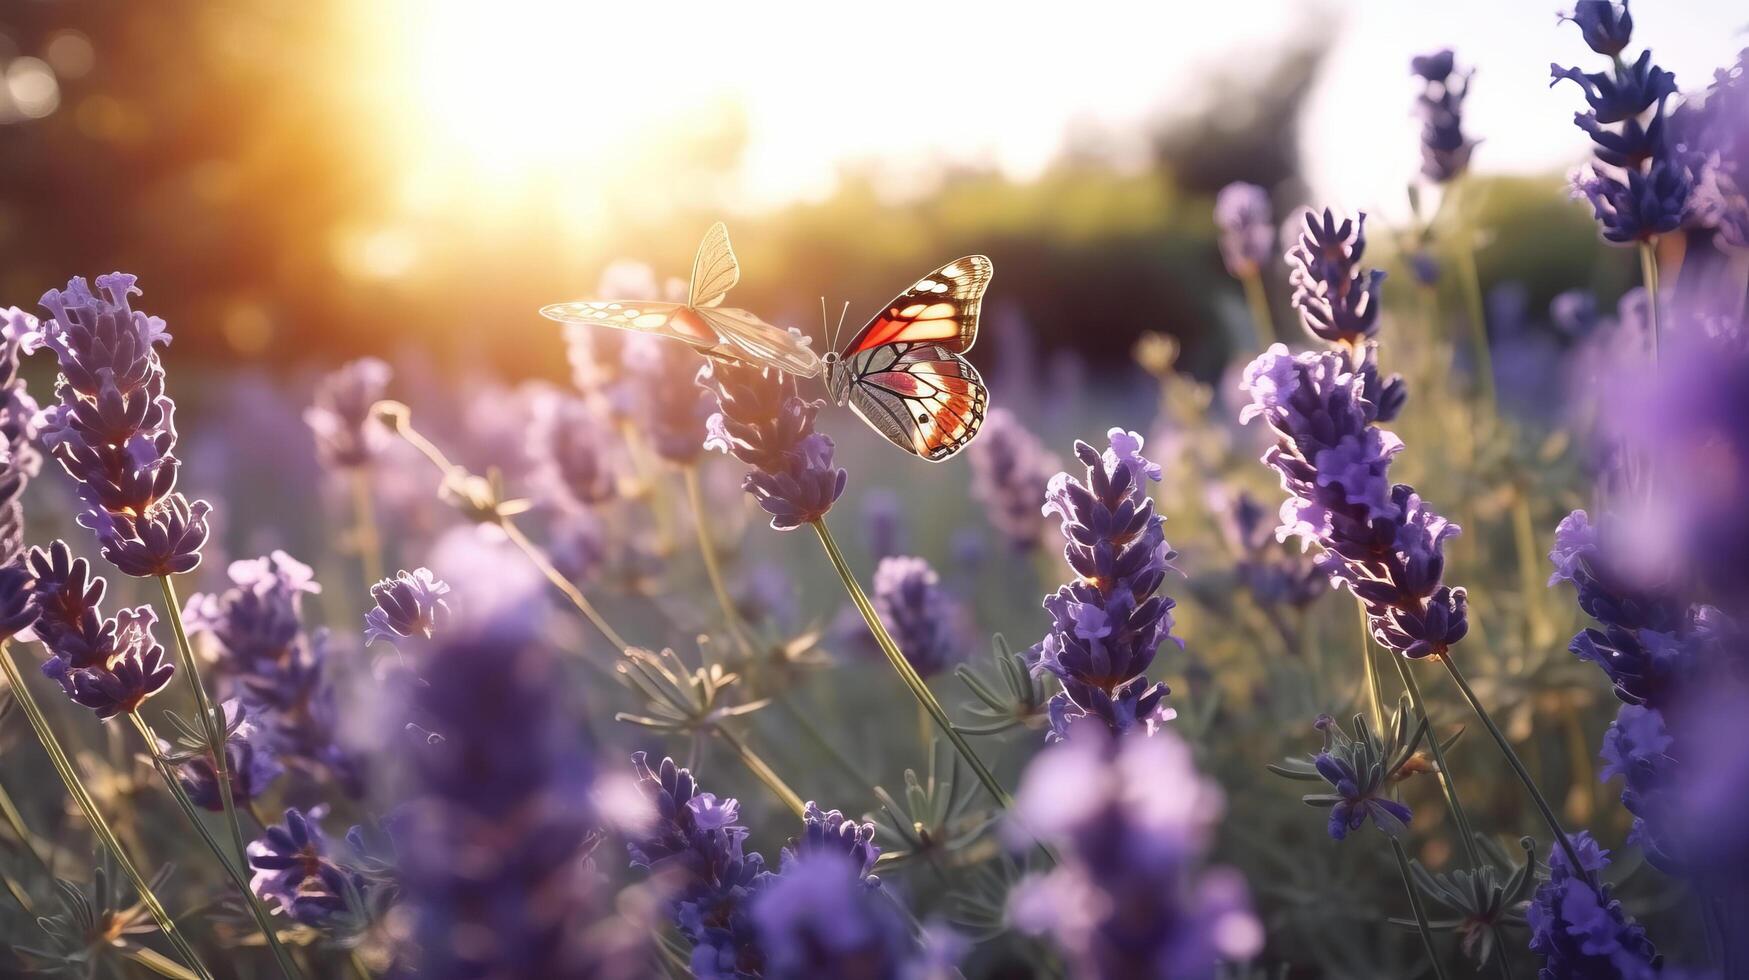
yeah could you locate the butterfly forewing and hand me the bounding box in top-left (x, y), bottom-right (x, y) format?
top-left (843, 255), bottom-right (992, 357)
top-left (689, 221), bottom-right (740, 309)
top-left (698, 306), bottom-right (823, 379)
top-left (538, 301), bottom-right (722, 347)
top-left (844, 342), bottom-right (988, 461)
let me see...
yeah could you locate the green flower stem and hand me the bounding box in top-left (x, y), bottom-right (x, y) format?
top-left (1452, 183), bottom-right (1497, 411)
top-left (1357, 603), bottom-right (1385, 732)
top-left (1240, 270), bottom-right (1276, 348)
top-left (157, 576), bottom-right (302, 980)
top-left (0, 642), bottom-right (212, 980)
top-left (351, 470), bottom-right (384, 588)
top-left (713, 725), bottom-right (807, 819)
top-left (0, 769), bottom-right (52, 881)
top-left (810, 518), bottom-right (1013, 809)
top-left (125, 712), bottom-right (302, 978)
top-left (1437, 651), bottom-right (1589, 879)
top-left (499, 518), bottom-right (631, 654)
top-left (682, 464), bottom-right (759, 664)
top-left (1390, 837), bottom-right (1450, 980)
top-left (1639, 240), bottom-right (1662, 365)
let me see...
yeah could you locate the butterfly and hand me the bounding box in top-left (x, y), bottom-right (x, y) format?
top-left (540, 222), bottom-right (823, 378)
top-left (820, 255), bottom-right (992, 462)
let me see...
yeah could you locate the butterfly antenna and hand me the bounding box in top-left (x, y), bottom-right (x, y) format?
top-left (819, 296), bottom-right (831, 349)
top-left (834, 300), bottom-right (850, 353)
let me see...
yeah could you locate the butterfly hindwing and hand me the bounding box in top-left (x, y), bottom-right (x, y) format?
top-left (844, 255), bottom-right (992, 357)
top-left (844, 342), bottom-right (988, 461)
top-left (689, 221), bottom-right (740, 309)
top-left (538, 300), bottom-right (722, 347)
top-left (699, 306), bottom-right (823, 379)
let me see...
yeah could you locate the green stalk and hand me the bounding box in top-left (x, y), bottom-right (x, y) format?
top-left (0, 770), bottom-right (52, 881)
top-left (125, 712), bottom-right (301, 978)
top-left (1357, 603), bottom-right (1385, 732)
top-left (714, 726), bottom-right (807, 818)
top-left (810, 519), bottom-right (1012, 808)
top-left (350, 470), bottom-right (383, 588)
top-left (1453, 184), bottom-right (1497, 411)
top-left (0, 643), bottom-right (211, 979)
top-left (1390, 837), bottom-right (1450, 980)
top-left (682, 464), bottom-right (759, 664)
top-left (1437, 652), bottom-right (1588, 878)
top-left (1240, 270), bottom-right (1276, 348)
top-left (1638, 241), bottom-right (1661, 365)
top-left (500, 519), bottom-right (631, 654)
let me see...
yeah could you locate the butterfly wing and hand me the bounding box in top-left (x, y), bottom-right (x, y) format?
top-left (698, 306), bottom-right (824, 379)
top-left (842, 255), bottom-right (992, 357)
top-left (843, 342), bottom-right (988, 461)
top-left (538, 301), bottom-right (722, 348)
top-left (689, 222), bottom-right (740, 309)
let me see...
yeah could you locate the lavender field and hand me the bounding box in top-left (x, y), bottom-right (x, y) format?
top-left (0, 1), bottom-right (1747, 977)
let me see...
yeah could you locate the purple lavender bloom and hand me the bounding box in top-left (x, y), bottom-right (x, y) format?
top-left (751, 853), bottom-right (913, 980)
top-left (1569, 161), bottom-right (1691, 244)
top-left (27, 274), bottom-right (210, 578)
top-left (529, 389), bottom-right (620, 511)
top-left (398, 603), bottom-right (620, 977)
top-left (1033, 430), bottom-right (1179, 741)
top-left (1007, 728), bottom-right (1262, 979)
top-left (25, 542), bottom-right (175, 720)
top-left (248, 807), bottom-right (361, 928)
top-left (872, 556), bottom-right (969, 678)
top-left (1411, 49), bottom-right (1478, 183)
top-left (780, 802), bottom-right (881, 886)
top-left (0, 308), bottom-right (41, 567)
top-left (1307, 716), bottom-right (1413, 840)
top-left (699, 357), bottom-right (845, 531)
top-left (627, 753), bottom-right (769, 977)
top-left (1550, 289), bottom-right (1601, 337)
top-left (175, 699), bottom-right (284, 812)
top-left (628, 336), bottom-right (713, 465)
top-left (1526, 832), bottom-right (1662, 979)
top-left (1211, 488), bottom-right (1327, 609)
top-left (1213, 182), bottom-right (1276, 279)
top-left (1286, 209), bottom-right (1386, 347)
top-left (861, 489), bottom-right (907, 562)
top-left (1678, 49), bottom-right (1749, 248)
top-left (968, 408), bottom-right (1059, 552)
top-left (304, 358), bottom-right (392, 470)
top-left (1241, 345), bottom-right (1466, 659)
top-left (364, 567), bottom-right (451, 648)
top-left (1562, 1), bottom-right (1633, 57)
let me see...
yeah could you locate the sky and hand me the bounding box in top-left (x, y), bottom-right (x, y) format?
top-left (370, 0), bottom-right (1747, 227)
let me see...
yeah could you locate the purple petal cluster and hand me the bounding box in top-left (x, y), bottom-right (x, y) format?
top-left (1286, 209), bottom-right (1387, 347)
top-left (1677, 48), bottom-right (1749, 247)
top-left (27, 274), bottom-right (210, 577)
top-left (364, 566), bottom-right (451, 648)
top-left (968, 408), bottom-right (1060, 552)
top-left (627, 752), bottom-right (769, 978)
top-left (872, 555), bottom-right (970, 678)
top-left (699, 357), bottom-right (846, 531)
top-left (398, 606), bottom-right (626, 977)
top-left (1213, 182), bottom-right (1276, 279)
top-left (1211, 488), bottom-right (1327, 609)
top-left (1308, 715), bottom-right (1413, 840)
top-left (1411, 49), bottom-right (1477, 183)
top-left (780, 803), bottom-right (881, 886)
top-left (25, 541), bottom-right (174, 719)
top-left (1007, 728), bottom-right (1262, 979)
top-left (248, 806), bottom-right (372, 929)
top-left (628, 336), bottom-right (713, 464)
top-left (1241, 345), bottom-right (1465, 659)
top-left (751, 853), bottom-right (913, 980)
top-left (1554, 9), bottom-right (1692, 243)
top-left (304, 357), bottom-right (392, 470)
top-left (529, 388), bottom-right (621, 511)
top-left (1526, 831), bottom-right (1662, 979)
top-left (0, 308), bottom-right (40, 637)
top-left (1033, 429), bottom-right (1179, 741)
top-left (173, 698), bottom-right (284, 812)
top-left (183, 552), bottom-right (358, 792)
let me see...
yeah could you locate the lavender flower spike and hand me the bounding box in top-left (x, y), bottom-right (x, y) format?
top-left (364, 567), bottom-right (451, 648)
top-left (25, 541), bottom-right (175, 720)
top-left (968, 408), bottom-right (1060, 552)
top-left (1286, 210), bottom-right (1386, 347)
top-left (1033, 428), bottom-right (1179, 741)
top-left (0, 307), bottom-right (41, 638)
top-left (28, 274), bottom-right (210, 577)
top-left (1213, 182), bottom-right (1277, 279)
top-left (1526, 831), bottom-right (1661, 978)
top-left (1411, 48), bottom-right (1478, 184)
top-left (699, 357), bottom-right (845, 530)
top-left (872, 555), bottom-right (970, 678)
top-left (304, 357), bottom-right (392, 470)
